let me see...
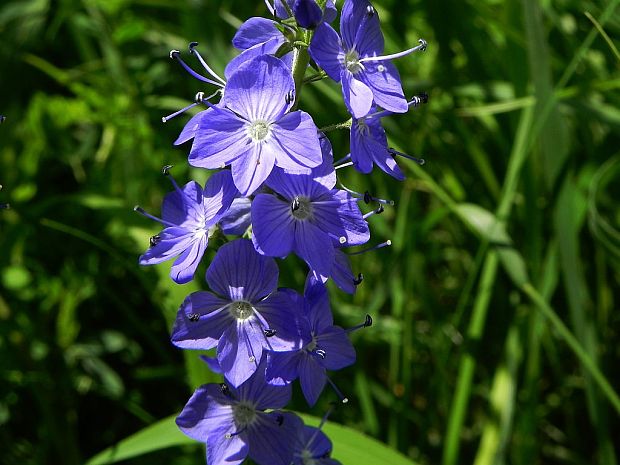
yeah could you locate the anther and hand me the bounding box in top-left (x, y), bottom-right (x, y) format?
top-left (248, 356), bottom-right (256, 363)
top-left (353, 273), bottom-right (364, 286)
top-left (169, 49), bottom-right (180, 59)
top-left (188, 41), bottom-right (199, 51)
top-left (409, 92), bottom-right (429, 108)
top-left (0, 203), bottom-right (9, 209)
top-left (0, 115), bottom-right (5, 123)
top-left (339, 236), bottom-right (347, 244)
top-left (346, 314), bottom-right (373, 333)
top-left (389, 148), bottom-right (425, 166)
top-left (326, 377), bottom-right (348, 404)
top-left (225, 427), bottom-right (247, 439)
top-left (314, 349), bottom-right (326, 359)
top-left (276, 414), bottom-right (284, 426)
top-left (348, 240), bottom-right (392, 255)
top-left (363, 190), bottom-right (395, 206)
top-left (220, 383), bottom-right (231, 396)
top-left (187, 41), bottom-right (226, 85)
top-left (366, 5), bottom-right (375, 15)
top-left (188, 313), bottom-right (200, 322)
top-left (263, 328), bottom-right (277, 337)
top-left (285, 90), bottom-right (295, 104)
top-left (162, 165), bottom-right (173, 175)
top-left (150, 235), bottom-right (161, 247)
top-left (291, 198), bottom-right (301, 212)
top-left (418, 38), bottom-right (428, 51)
top-left (195, 91), bottom-right (204, 103)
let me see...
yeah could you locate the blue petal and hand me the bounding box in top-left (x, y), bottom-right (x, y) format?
top-left (231, 141), bottom-right (277, 196)
top-left (316, 326), bottom-right (356, 370)
top-left (294, 220), bottom-right (334, 278)
top-left (271, 111), bottom-right (323, 171)
top-left (360, 61), bottom-right (407, 114)
top-left (298, 356), bottom-right (326, 406)
top-left (308, 22), bottom-right (344, 81)
top-left (341, 70), bottom-right (373, 118)
top-left (251, 194), bottom-right (296, 258)
top-left (293, 0), bottom-right (323, 29)
top-left (219, 197), bottom-right (252, 236)
top-left (206, 239), bottom-right (279, 301)
top-left (218, 323), bottom-right (262, 388)
top-left (233, 17), bottom-right (281, 50)
top-left (249, 412), bottom-right (303, 465)
top-left (171, 292), bottom-right (232, 350)
top-left (170, 233), bottom-right (208, 284)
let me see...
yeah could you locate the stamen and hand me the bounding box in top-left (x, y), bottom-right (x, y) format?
top-left (346, 314), bottom-right (373, 333)
top-left (134, 206), bottom-right (176, 227)
top-left (160, 89), bottom-right (220, 123)
top-left (353, 273), bottom-right (364, 286)
top-left (363, 205), bottom-right (384, 219)
top-left (161, 165), bottom-right (173, 175)
top-left (285, 90), bottom-right (295, 104)
top-left (348, 240), bottom-right (392, 255)
top-left (188, 42), bottom-right (227, 85)
top-left (359, 38), bottom-right (428, 63)
top-left (335, 161), bottom-right (353, 170)
top-left (366, 5), bottom-right (375, 15)
top-left (263, 328), bottom-right (277, 337)
top-left (225, 426), bottom-right (247, 439)
top-left (291, 197), bottom-right (301, 212)
top-left (333, 154), bottom-right (351, 166)
top-left (326, 377), bottom-right (349, 404)
top-left (0, 115), bottom-right (5, 123)
top-left (389, 148), bottom-right (425, 166)
top-left (169, 49), bottom-right (224, 87)
top-left (188, 313), bottom-right (200, 322)
top-left (364, 191), bottom-right (394, 206)
top-left (314, 348), bottom-right (326, 359)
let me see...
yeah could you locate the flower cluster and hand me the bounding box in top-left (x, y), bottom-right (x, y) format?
top-left (136, 1), bottom-right (427, 464)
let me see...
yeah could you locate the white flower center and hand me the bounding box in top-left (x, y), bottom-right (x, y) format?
top-left (230, 300), bottom-right (253, 320)
top-left (232, 402), bottom-right (256, 427)
top-left (247, 120), bottom-right (271, 142)
top-left (291, 196), bottom-right (313, 220)
top-left (344, 49), bottom-right (364, 74)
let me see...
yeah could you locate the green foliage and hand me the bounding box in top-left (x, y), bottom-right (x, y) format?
top-left (1, 0), bottom-right (620, 464)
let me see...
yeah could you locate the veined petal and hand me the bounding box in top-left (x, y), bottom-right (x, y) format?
top-left (239, 358), bottom-right (293, 410)
top-left (176, 384), bottom-right (235, 441)
top-left (138, 227), bottom-right (195, 265)
top-left (233, 17), bottom-right (281, 50)
top-left (203, 170), bottom-right (238, 223)
top-left (295, 220), bottom-right (334, 278)
top-left (298, 356), bottom-right (326, 406)
top-left (266, 351), bottom-right (302, 385)
top-left (311, 191), bottom-right (369, 247)
top-left (271, 111), bottom-right (322, 170)
top-left (218, 323), bottom-right (262, 387)
top-left (189, 109), bottom-right (250, 169)
top-left (224, 36), bottom-right (287, 81)
top-left (249, 412), bottom-right (302, 465)
top-left (304, 277), bottom-right (333, 330)
top-left (350, 119), bottom-right (379, 174)
top-left (219, 197), bottom-right (252, 236)
top-left (316, 326), bottom-right (356, 370)
top-left (207, 425), bottom-right (248, 465)
top-left (161, 180), bottom-right (203, 226)
top-left (373, 149), bottom-right (405, 180)
top-left (173, 109), bottom-right (210, 146)
top-left (170, 233), bottom-right (208, 284)
top-left (206, 239), bottom-right (279, 302)
top-left (341, 0), bottom-right (383, 54)
top-left (331, 249), bottom-right (356, 294)
top-left (225, 55), bottom-right (293, 122)
top-left (171, 292), bottom-right (232, 349)
top-left (359, 61), bottom-right (408, 114)
top-left (342, 70), bottom-right (373, 118)
top-left (251, 194), bottom-right (296, 258)
top-left (255, 290), bottom-right (303, 352)
top-left (231, 142), bottom-right (276, 196)
top-left (308, 22), bottom-right (344, 81)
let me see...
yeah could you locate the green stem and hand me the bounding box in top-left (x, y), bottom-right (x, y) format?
top-left (521, 283), bottom-right (620, 414)
top-left (291, 30), bottom-right (312, 109)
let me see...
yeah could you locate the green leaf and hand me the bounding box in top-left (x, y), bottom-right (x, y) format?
top-left (84, 415), bottom-right (194, 465)
top-left (85, 413), bottom-right (420, 465)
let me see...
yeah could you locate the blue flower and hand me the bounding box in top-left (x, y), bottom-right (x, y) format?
top-left (176, 358), bottom-right (304, 465)
top-left (268, 0), bottom-right (337, 24)
top-left (136, 169), bottom-right (237, 284)
top-left (292, 425), bottom-right (342, 465)
top-left (188, 55), bottom-right (323, 196)
top-left (219, 197), bottom-right (252, 236)
top-left (309, 0), bottom-right (426, 118)
top-left (251, 137), bottom-right (370, 279)
top-left (170, 238), bottom-right (302, 387)
top-left (266, 277), bottom-right (356, 406)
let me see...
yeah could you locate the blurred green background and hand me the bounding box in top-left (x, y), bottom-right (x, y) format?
top-left (1, 0), bottom-right (619, 464)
